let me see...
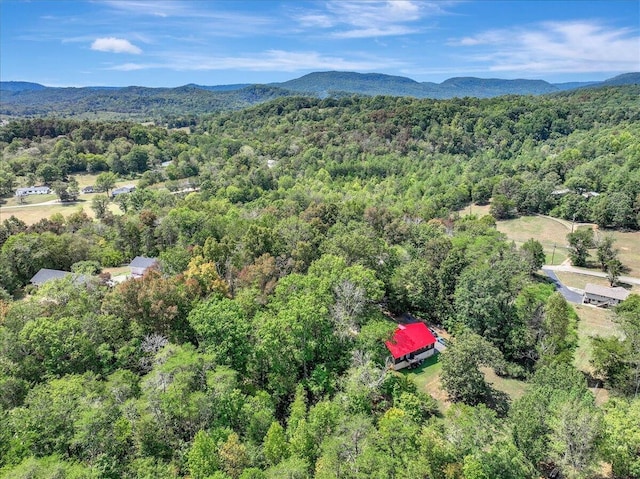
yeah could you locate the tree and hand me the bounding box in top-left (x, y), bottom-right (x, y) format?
top-left (600, 398), bottom-right (640, 478)
top-left (91, 195), bottom-right (110, 221)
top-left (596, 235), bottom-right (618, 272)
top-left (188, 430), bottom-right (220, 479)
top-left (52, 180), bottom-right (72, 202)
top-left (566, 228), bottom-right (594, 267)
top-left (489, 194), bottom-right (515, 220)
top-left (462, 441), bottom-right (536, 479)
top-left (520, 238), bottom-right (545, 274)
top-left (549, 398), bottom-right (602, 478)
top-left (187, 296), bottom-right (251, 373)
top-left (606, 258), bottom-right (623, 287)
top-left (440, 332), bottom-right (505, 408)
top-left (263, 421), bottom-right (289, 467)
top-left (592, 294), bottom-right (640, 396)
top-left (218, 432), bottom-right (249, 479)
top-left (95, 172), bottom-right (118, 196)
top-left (511, 363), bottom-right (597, 474)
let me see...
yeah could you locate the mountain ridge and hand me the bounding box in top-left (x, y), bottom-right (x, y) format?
top-left (1, 71), bottom-right (639, 119)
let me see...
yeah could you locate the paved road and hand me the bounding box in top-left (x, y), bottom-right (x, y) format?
top-left (542, 268), bottom-right (584, 304)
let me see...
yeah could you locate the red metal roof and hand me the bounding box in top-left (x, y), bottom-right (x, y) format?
top-left (385, 323), bottom-right (436, 359)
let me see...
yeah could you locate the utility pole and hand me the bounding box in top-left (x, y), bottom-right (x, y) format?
top-left (551, 243), bottom-right (556, 265)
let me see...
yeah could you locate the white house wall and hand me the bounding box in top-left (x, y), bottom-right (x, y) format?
top-left (391, 348), bottom-right (435, 371)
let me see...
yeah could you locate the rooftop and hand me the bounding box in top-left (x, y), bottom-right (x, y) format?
top-left (129, 256), bottom-right (158, 269)
top-left (385, 322), bottom-right (437, 359)
top-left (584, 283), bottom-right (630, 301)
top-left (29, 268), bottom-right (71, 285)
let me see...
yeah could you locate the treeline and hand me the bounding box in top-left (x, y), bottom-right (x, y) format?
top-left (2, 85), bottom-right (639, 228)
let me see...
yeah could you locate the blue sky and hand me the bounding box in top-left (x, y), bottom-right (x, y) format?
top-left (1, 1), bottom-right (638, 87)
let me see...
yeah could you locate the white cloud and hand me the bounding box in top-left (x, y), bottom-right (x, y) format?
top-left (108, 49), bottom-right (404, 72)
top-left (450, 21), bottom-right (640, 73)
top-left (91, 37), bottom-right (142, 54)
top-left (292, 1), bottom-right (453, 39)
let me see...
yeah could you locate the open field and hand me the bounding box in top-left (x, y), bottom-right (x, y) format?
top-left (0, 173), bottom-right (138, 224)
top-left (555, 271), bottom-right (640, 294)
top-left (0, 202), bottom-right (121, 224)
top-left (496, 215), bottom-right (573, 265)
top-left (1, 193), bottom-right (58, 207)
top-left (481, 367), bottom-right (527, 401)
top-left (573, 304), bottom-right (621, 374)
top-left (461, 205), bottom-right (640, 275)
top-left (605, 230), bottom-right (640, 277)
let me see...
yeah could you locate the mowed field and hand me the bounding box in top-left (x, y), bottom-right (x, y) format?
top-left (0, 173), bottom-right (135, 224)
top-left (555, 271), bottom-right (640, 294)
top-left (461, 206), bottom-right (640, 275)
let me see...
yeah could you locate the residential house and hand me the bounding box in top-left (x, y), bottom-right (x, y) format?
top-left (583, 283), bottom-right (630, 307)
top-left (111, 185), bottom-right (136, 197)
top-left (15, 186), bottom-right (51, 196)
top-left (385, 322), bottom-right (437, 370)
top-left (29, 269), bottom-right (71, 286)
top-left (29, 268), bottom-right (88, 287)
top-left (81, 186), bottom-right (95, 194)
top-left (129, 256), bottom-right (158, 278)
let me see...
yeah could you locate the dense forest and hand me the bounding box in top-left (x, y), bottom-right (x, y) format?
top-left (0, 86), bottom-right (639, 478)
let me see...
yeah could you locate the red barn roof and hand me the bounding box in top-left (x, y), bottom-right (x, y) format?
top-left (385, 323), bottom-right (436, 359)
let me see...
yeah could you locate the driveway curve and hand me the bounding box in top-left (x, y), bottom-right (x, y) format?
top-left (541, 268), bottom-right (584, 304)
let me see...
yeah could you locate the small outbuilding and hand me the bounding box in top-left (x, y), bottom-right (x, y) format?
top-left (385, 322), bottom-right (437, 370)
top-left (129, 256), bottom-right (158, 278)
top-left (583, 283), bottom-right (630, 307)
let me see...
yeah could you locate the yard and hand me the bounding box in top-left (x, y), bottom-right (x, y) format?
top-left (0, 201), bottom-right (121, 225)
top-left (401, 351), bottom-right (528, 412)
top-left (0, 172), bottom-right (138, 225)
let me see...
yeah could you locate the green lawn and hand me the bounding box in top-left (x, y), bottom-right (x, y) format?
top-left (401, 351), bottom-right (528, 410)
top-left (402, 354), bottom-right (442, 391)
top-left (573, 304), bottom-right (622, 374)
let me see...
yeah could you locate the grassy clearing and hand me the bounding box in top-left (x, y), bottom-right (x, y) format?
top-left (481, 367), bottom-right (527, 401)
top-left (401, 354), bottom-right (449, 409)
top-left (556, 271), bottom-right (640, 294)
top-left (573, 304), bottom-right (621, 374)
top-left (605, 230), bottom-right (640, 276)
top-left (2, 193), bottom-right (58, 207)
top-left (0, 202), bottom-right (121, 225)
top-left (403, 352), bottom-right (528, 413)
top-left (496, 215), bottom-right (573, 266)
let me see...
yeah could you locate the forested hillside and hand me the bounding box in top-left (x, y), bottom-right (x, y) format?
top-left (2, 71), bottom-right (638, 120)
top-left (0, 86), bottom-right (639, 479)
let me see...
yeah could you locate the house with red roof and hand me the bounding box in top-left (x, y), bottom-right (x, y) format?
top-left (385, 322), bottom-right (437, 370)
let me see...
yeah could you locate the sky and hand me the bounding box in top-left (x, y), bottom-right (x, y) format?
top-left (1, 0), bottom-right (639, 87)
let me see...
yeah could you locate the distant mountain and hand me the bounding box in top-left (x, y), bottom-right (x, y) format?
top-left (0, 84), bottom-right (295, 119)
top-left (184, 83), bottom-right (252, 92)
top-left (274, 71), bottom-right (433, 98)
top-left (1, 71), bottom-right (638, 119)
top-left (599, 72), bottom-right (640, 86)
top-left (551, 81), bottom-right (598, 91)
top-left (0, 81), bottom-right (47, 92)
top-left (269, 71), bottom-right (640, 99)
top-left (437, 77), bottom-right (557, 96)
